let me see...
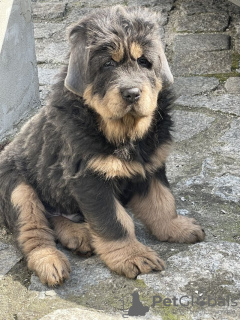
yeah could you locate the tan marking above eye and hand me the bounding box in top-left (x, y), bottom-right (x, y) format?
top-left (111, 43), bottom-right (124, 62)
top-left (130, 42), bottom-right (143, 60)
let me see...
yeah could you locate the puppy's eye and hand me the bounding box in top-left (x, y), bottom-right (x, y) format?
top-left (137, 56), bottom-right (152, 69)
top-left (103, 59), bottom-right (117, 68)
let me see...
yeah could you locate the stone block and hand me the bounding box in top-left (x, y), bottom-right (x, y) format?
top-left (128, 0), bottom-right (174, 11)
top-left (32, 2), bottom-right (68, 21)
top-left (176, 94), bottom-right (240, 116)
top-left (224, 77), bottom-right (240, 93)
top-left (174, 34), bottom-right (230, 53)
top-left (176, 12), bottom-right (229, 32)
top-left (38, 67), bottom-right (58, 86)
top-left (0, 242), bottom-right (22, 279)
top-left (173, 76), bottom-right (219, 96)
top-left (34, 22), bottom-right (66, 40)
top-left (173, 50), bottom-right (232, 76)
top-left (219, 119), bottom-right (240, 157)
top-left (35, 40), bottom-right (68, 64)
top-left (172, 110), bottom-right (215, 142)
top-left (180, 0), bottom-right (230, 15)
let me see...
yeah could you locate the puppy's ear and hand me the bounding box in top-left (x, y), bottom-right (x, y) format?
top-left (64, 24), bottom-right (89, 96)
top-left (159, 45), bottom-right (174, 87)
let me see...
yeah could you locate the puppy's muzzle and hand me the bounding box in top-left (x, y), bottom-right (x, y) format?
top-left (121, 87), bottom-right (141, 104)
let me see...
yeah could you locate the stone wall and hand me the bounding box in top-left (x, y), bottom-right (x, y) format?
top-left (0, 0), bottom-right (40, 142)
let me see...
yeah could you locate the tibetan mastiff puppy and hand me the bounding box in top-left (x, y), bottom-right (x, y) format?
top-left (0, 6), bottom-right (205, 286)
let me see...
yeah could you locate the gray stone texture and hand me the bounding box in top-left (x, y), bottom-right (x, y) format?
top-left (180, 0), bottom-right (239, 15)
top-left (174, 34), bottom-right (231, 52)
top-left (172, 33), bottom-right (232, 76)
top-left (176, 94), bottom-right (240, 116)
top-left (176, 12), bottom-right (230, 32)
top-left (0, 0), bottom-right (40, 141)
top-left (173, 76), bottom-right (219, 96)
top-left (235, 24), bottom-right (240, 53)
top-left (172, 110), bottom-right (215, 142)
top-left (173, 50), bottom-right (232, 76)
top-left (0, 242), bottom-right (22, 279)
top-left (128, 0), bottom-right (174, 11)
top-left (33, 23), bottom-right (66, 40)
top-left (139, 242), bottom-right (240, 319)
top-left (32, 2), bottom-right (68, 21)
top-left (224, 77), bottom-right (240, 93)
top-left (39, 308), bottom-right (132, 320)
top-left (219, 119), bottom-right (240, 157)
top-left (38, 67), bottom-right (58, 86)
top-left (35, 40), bottom-right (68, 64)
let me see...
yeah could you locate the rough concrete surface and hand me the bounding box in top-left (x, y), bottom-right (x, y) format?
top-left (0, 0), bottom-right (40, 142)
top-left (0, 0), bottom-right (240, 319)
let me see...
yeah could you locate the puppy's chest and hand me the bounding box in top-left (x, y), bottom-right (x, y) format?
top-left (86, 142), bottom-right (170, 179)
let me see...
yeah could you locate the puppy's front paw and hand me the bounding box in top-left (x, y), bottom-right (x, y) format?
top-left (97, 240), bottom-right (165, 278)
top-left (27, 247), bottom-right (71, 286)
top-left (166, 216), bottom-right (205, 244)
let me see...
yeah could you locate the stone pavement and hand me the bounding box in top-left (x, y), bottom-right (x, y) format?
top-left (0, 0), bottom-right (240, 319)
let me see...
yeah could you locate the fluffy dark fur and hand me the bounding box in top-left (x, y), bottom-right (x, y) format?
top-left (0, 6), bottom-right (205, 286)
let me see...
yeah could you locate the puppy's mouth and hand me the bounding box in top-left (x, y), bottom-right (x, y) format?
top-left (109, 103), bottom-right (148, 120)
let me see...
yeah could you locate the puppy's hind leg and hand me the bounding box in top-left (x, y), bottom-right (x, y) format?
top-left (51, 216), bottom-right (93, 257)
top-left (11, 183), bottom-right (71, 286)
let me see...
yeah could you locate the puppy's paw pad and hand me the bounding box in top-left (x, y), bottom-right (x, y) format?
top-left (28, 248), bottom-right (71, 286)
top-left (122, 252), bottom-right (165, 278)
top-left (101, 242), bottom-right (165, 279)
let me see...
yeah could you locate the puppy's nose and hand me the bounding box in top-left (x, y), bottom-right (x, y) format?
top-left (121, 88), bottom-right (141, 103)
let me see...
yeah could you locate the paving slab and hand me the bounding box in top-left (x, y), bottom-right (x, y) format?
top-left (174, 34), bottom-right (231, 53)
top-left (38, 66), bottom-right (59, 86)
top-left (235, 24), bottom-right (240, 53)
top-left (173, 76), bottom-right (219, 96)
top-left (218, 118), bottom-right (240, 157)
top-left (39, 307), bottom-right (161, 320)
top-left (175, 94), bottom-right (240, 115)
top-left (180, 0), bottom-right (237, 15)
top-left (139, 242), bottom-right (240, 319)
top-left (172, 110), bottom-right (215, 142)
top-left (224, 77), bottom-right (240, 93)
top-left (33, 22), bottom-right (66, 40)
top-left (35, 40), bottom-right (68, 64)
top-left (176, 12), bottom-right (230, 32)
top-left (173, 50), bottom-right (232, 76)
top-left (32, 2), bottom-right (68, 21)
top-left (0, 242), bottom-right (22, 279)
top-left (128, 0), bottom-right (174, 11)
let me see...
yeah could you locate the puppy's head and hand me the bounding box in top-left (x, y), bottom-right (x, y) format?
top-left (65, 6), bottom-right (173, 143)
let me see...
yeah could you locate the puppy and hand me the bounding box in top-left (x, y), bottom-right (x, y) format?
top-left (0, 6), bottom-right (205, 286)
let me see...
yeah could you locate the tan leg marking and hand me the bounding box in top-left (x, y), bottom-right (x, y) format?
top-left (51, 216), bottom-right (93, 256)
top-left (128, 179), bottom-right (205, 243)
top-left (91, 200), bottom-right (165, 278)
top-left (11, 183), bottom-right (71, 286)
